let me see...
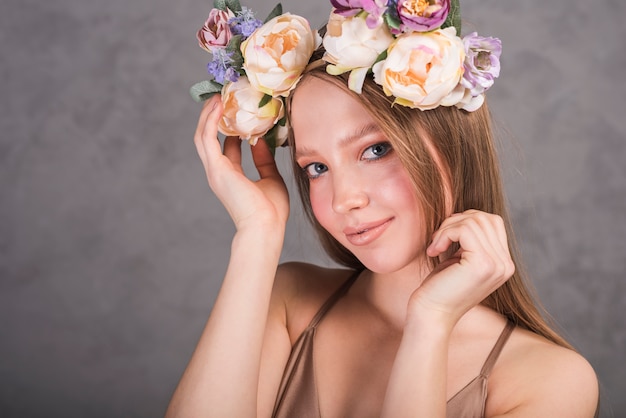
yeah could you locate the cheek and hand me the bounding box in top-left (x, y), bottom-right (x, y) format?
top-left (385, 173), bottom-right (418, 208)
top-left (309, 183), bottom-right (333, 230)
top-left (378, 165), bottom-right (426, 234)
top-left (376, 161), bottom-right (419, 208)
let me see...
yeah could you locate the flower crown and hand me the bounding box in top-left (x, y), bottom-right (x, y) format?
top-left (190, 0), bottom-right (502, 148)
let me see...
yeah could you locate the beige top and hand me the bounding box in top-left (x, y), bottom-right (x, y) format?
top-left (271, 271), bottom-right (515, 418)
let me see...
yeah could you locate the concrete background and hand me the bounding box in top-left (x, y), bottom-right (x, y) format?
top-left (1, 0), bottom-right (624, 416)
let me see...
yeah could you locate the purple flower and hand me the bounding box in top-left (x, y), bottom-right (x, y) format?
top-left (330, 0), bottom-right (366, 17)
top-left (229, 7), bottom-right (263, 38)
top-left (397, 0), bottom-right (449, 32)
top-left (362, 0), bottom-right (389, 28)
top-left (461, 32), bottom-right (502, 95)
top-left (331, 0), bottom-right (389, 28)
top-left (207, 49), bottom-right (240, 84)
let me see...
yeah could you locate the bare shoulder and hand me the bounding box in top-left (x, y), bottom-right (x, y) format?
top-left (487, 326), bottom-right (599, 417)
top-left (274, 261), bottom-right (356, 300)
top-left (274, 262), bottom-right (358, 341)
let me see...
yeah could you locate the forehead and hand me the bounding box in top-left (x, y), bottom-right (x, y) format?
top-left (289, 77), bottom-right (379, 151)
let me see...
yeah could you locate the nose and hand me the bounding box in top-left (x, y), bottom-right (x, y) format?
top-left (331, 170), bottom-right (369, 214)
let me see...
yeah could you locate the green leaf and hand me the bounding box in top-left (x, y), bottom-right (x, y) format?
top-left (226, 34), bottom-right (243, 53)
top-left (225, 35), bottom-right (244, 69)
top-left (231, 54), bottom-right (244, 71)
top-left (190, 80), bottom-right (223, 102)
top-left (258, 94), bottom-right (272, 108)
top-left (213, 0), bottom-right (226, 11)
top-left (367, 49), bottom-right (388, 75)
top-left (383, 11), bottom-right (401, 31)
top-left (374, 49), bottom-right (388, 65)
top-left (225, 0), bottom-right (242, 13)
top-left (263, 126), bottom-right (279, 156)
top-left (264, 3), bottom-right (283, 23)
top-left (442, 0), bottom-right (462, 35)
top-left (264, 115), bottom-right (289, 155)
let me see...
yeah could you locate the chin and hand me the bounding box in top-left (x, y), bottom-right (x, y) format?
top-left (353, 250), bottom-right (426, 275)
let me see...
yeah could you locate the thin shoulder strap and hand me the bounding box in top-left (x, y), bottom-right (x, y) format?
top-left (480, 321), bottom-right (515, 377)
top-left (306, 270), bottom-right (362, 329)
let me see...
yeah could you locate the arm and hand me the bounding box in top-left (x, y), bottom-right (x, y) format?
top-left (381, 210), bottom-right (515, 417)
top-left (381, 211), bottom-right (598, 417)
top-left (165, 96), bottom-right (291, 417)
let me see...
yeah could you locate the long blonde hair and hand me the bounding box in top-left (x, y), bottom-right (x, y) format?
top-left (286, 53), bottom-right (572, 349)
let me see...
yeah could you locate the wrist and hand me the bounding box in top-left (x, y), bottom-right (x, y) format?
top-left (232, 224), bottom-right (285, 252)
top-left (404, 309), bottom-right (456, 341)
top-left (236, 214), bottom-right (287, 234)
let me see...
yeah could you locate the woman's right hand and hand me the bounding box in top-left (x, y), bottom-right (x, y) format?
top-left (194, 95), bottom-right (289, 232)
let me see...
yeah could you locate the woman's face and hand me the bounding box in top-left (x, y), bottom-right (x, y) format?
top-left (290, 77), bottom-right (428, 274)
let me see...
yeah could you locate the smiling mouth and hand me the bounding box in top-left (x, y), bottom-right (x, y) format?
top-left (352, 225), bottom-right (382, 236)
top-left (344, 218), bottom-right (394, 246)
top-left (355, 226), bottom-right (378, 235)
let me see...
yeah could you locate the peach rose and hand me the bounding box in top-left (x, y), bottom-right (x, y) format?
top-left (241, 13), bottom-right (320, 97)
top-left (218, 77), bottom-right (285, 145)
top-left (372, 27), bottom-right (465, 110)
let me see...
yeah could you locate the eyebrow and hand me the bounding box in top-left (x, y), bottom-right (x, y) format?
top-left (295, 122), bottom-right (383, 159)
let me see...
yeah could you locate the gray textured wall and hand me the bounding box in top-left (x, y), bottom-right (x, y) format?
top-left (1, 0), bottom-right (624, 416)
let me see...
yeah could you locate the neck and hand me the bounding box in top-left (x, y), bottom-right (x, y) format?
top-left (358, 258), bottom-right (432, 331)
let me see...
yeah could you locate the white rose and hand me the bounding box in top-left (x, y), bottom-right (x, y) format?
top-left (323, 12), bottom-right (393, 73)
top-left (242, 13), bottom-right (320, 97)
top-left (372, 27), bottom-right (465, 110)
top-left (455, 89), bottom-right (485, 112)
top-left (218, 77), bottom-right (285, 145)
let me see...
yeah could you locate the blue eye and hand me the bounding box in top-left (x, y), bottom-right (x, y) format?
top-left (362, 142), bottom-right (392, 160)
top-left (303, 162), bottom-right (328, 179)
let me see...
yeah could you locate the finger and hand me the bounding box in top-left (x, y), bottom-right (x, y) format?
top-left (432, 211), bottom-right (502, 255)
top-left (427, 218), bottom-right (491, 258)
top-left (427, 211), bottom-right (472, 257)
top-left (200, 97), bottom-right (225, 156)
top-left (482, 214), bottom-right (515, 277)
top-left (464, 211), bottom-right (505, 253)
top-left (490, 215), bottom-right (510, 256)
top-left (250, 138), bottom-right (281, 179)
top-left (428, 212), bottom-right (498, 258)
top-left (223, 136), bottom-right (244, 174)
top-left (429, 223), bottom-right (506, 285)
top-left (430, 212), bottom-right (514, 280)
top-left (194, 96), bottom-right (220, 141)
top-left (195, 96), bottom-right (224, 165)
top-left (459, 211), bottom-right (510, 264)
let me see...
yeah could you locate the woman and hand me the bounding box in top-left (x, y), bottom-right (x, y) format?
top-left (167, 1), bottom-right (598, 416)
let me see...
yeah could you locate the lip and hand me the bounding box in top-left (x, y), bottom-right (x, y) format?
top-left (343, 217), bottom-right (394, 246)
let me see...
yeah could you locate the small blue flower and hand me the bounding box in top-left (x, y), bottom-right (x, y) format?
top-left (207, 49), bottom-right (240, 84)
top-left (229, 7), bottom-right (263, 38)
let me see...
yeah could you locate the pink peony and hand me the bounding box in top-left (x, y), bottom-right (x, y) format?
top-left (197, 8), bottom-right (235, 52)
top-left (397, 0), bottom-right (449, 33)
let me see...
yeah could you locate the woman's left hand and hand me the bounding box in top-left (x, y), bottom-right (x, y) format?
top-left (407, 210), bottom-right (515, 330)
